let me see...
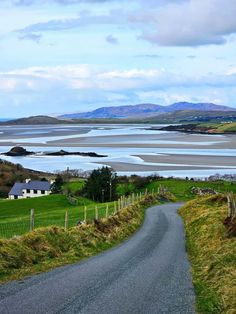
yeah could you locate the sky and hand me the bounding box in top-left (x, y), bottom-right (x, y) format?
top-left (1, 0), bottom-right (236, 118)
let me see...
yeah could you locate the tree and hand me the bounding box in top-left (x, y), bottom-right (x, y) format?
top-left (83, 167), bottom-right (117, 202)
top-left (51, 175), bottom-right (64, 194)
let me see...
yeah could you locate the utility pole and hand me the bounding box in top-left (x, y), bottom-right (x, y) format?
top-left (109, 180), bottom-right (112, 202)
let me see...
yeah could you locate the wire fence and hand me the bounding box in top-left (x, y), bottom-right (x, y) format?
top-left (0, 191), bottom-right (151, 239)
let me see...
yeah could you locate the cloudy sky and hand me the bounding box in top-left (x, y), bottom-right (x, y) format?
top-left (1, 0), bottom-right (236, 117)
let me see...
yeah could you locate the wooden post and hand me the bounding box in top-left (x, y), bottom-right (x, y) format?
top-left (227, 194), bottom-right (231, 217)
top-left (84, 206), bottom-right (87, 224)
top-left (30, 208), bottom-right (34, 232)
top-left (64, 211), bottom-right (68, 230)
top-left (106, 204), bottom-right (109, 218)
top-left (114, 201), bottom-right (117, 214)
top-left (95, 206), bottom-right (98, 220)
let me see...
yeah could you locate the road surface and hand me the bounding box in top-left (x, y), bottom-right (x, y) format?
top-left (0, 203), bottom-right (195, 314)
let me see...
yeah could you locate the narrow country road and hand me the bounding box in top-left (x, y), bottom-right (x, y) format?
top-left (0, 203), bottom-right (195, 314)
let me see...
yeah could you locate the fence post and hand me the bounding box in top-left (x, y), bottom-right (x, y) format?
top-left (84, 206), bottom-right (87, 224)
top-left (95, 206), bottom-right (98, 220)
top-left (114, 201), bottom-right (117, 214)
top-left (64, 211), bottom-right (68, 230)
top-left (30, 208), bottom-right (34, 232)
top-left (106, 204), bottom-right (109, 218)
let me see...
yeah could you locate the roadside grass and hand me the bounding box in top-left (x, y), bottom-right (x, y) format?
top-left (0, 194), bottom-right (160, 283)
top-left (0, 194), bottom-right (116, 239)
top-left (180, 195), bottom-right (236, 314)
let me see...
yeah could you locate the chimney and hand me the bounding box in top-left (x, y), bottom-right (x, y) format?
top-left (25, 179), bottom-right (31, 183)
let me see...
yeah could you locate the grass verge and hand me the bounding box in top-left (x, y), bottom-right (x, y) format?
top-left (179, 195), bottom-right (236, 313)
top-left (0, 194), bottom-right (164, 284)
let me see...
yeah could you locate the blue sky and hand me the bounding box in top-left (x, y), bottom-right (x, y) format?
top-left (1, 0), bottom-right (236, 118)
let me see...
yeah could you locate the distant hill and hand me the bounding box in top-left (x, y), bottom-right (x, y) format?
top-left (140, 109), bottom-right (236, 124)
top-left (3, 104), bottom-right (236, 126)
top-left (59, 102), bottom-right (235, 119)
top-left (0, 115), bottom-right (70, 125)
top-left (60, 104), bottom-right (165, 119)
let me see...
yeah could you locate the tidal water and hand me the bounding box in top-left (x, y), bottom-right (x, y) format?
top-left (0, 124), bottom-right (235, 178)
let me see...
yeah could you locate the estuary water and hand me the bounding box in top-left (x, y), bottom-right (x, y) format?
top-left (0, 124), bottom-right (236, 178)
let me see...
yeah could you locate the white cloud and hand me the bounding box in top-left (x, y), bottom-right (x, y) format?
top-left (1, 65), bottom-right (236, 95)
top-left (138, 0), bottom-right (236, 46)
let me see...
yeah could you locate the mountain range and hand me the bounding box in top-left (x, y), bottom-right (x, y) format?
top-left (2, 102), bottom-right (236, 125)
top-left (59, 102), bottom-right (235, 119)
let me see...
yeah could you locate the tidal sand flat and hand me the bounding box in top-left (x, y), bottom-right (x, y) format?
top-left (0, 124), bottom-right (236, 177)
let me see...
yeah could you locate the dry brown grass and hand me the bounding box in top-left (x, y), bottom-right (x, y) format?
top-left (180, 195), bottom-right (236, 314)
top-left (0, 194), bottom-right (161, 283)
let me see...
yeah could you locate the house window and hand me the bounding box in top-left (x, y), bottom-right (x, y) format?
top-left (14, 195), bottom-right (18, 199)
top-left (41, 190), bottom-right (45, 194)
top-left (26, 189), bottom-right (30, 193)
top-left (34, 190), bottom-right (37, 194)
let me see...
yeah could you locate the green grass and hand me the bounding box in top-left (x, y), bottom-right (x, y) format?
top-left (200, 122), bottom-right (236, 133)
top-left (63, 180), bottom-right (85, 194)
top-left (2, 178), bottom-right (236, 239)
top-left (0, 194), bottom-right (117, 238)
top-left (0, 194), bottom-right (159, 283)
top-left (180, 195), bottom-right (236, 313)
top-left (146, 179), bottom-right (236, 201)
top-left (117, 183), bottom-right (135, 196)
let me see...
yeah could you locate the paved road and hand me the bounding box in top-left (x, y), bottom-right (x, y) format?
top-left (0, 203), bottom-right (195, 314)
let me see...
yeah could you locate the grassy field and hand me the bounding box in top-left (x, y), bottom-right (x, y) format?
top-left (63, 180), bottom-right (85, 194)
top-left (1, 178), bottom-right (236, 239)
top-left (180, 195), bottom-right (236, 313)
top-left (0, 194), bottom-right (117, 238)
top-left (200, 122), bottom-right (236, 133)
top-left (146, 179), bottom-right (236, 200)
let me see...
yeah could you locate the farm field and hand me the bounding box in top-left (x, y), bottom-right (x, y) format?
top-left (1, 178), bottom-right (236, 239)
top-left (0, 194), bottom-right (116, 238)
top-left (147, 179), bottom-right (236, 200)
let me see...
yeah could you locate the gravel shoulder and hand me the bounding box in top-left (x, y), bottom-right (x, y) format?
top-left (0, 203), bottom-right (195, 314)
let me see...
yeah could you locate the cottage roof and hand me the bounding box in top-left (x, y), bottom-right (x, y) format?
top-left (24, 181), bottom-right (51, 191)
top-left (8, 183), bottom-right (25, 196)
top-left (9, 180), bottom-right (51, 196)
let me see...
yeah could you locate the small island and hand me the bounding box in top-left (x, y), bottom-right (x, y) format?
top-left (2, 147), bottom-right (107, 158)
top-left (3, 146), bottom-right (34, 156)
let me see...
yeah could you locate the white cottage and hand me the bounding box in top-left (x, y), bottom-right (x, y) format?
top-left (8, 179), bottom-right (52, 200)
